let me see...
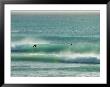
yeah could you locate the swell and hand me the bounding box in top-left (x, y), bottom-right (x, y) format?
top-left (11, 35), bottom-right (100, 43)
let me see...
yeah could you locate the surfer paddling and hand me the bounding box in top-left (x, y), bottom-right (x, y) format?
top-left (33, 44), bottom-right (37, 47)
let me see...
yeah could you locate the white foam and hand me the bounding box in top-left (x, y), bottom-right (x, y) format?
top-left (13, 52), bottom-right (100, 60)
top-left (11, 38), bottom-right (50, 47)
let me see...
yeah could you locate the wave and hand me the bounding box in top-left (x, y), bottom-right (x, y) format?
top-left (11, 53), bottom-right (100, 64)
top-left (11, 43), bottom-right (99, 53)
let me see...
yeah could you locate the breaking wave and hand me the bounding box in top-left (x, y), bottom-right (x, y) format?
top-left (11, 53), bottom-right (100, 64)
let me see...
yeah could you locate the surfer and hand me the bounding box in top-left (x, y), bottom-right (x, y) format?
top-left (33, 44), bottom-right (37, 47)
top-left (70, 43), bottom-right (72, 45)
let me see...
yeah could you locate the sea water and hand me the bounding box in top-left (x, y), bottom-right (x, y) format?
top-left (11, 11), bottom-right (100, 77)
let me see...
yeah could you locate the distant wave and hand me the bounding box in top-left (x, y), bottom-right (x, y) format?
top-left (11, 53), bottom-right (100, 64)
top-left (11, 35), bottom-right (100, 43)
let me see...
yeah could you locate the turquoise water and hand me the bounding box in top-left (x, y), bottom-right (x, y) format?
top-left (11, 11), bottom-right (100, 77)
top-left (11, 61), bottom-right (100, 77)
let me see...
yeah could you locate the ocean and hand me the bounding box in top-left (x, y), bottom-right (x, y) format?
top-left (11, 11), bottom-right (100, 77)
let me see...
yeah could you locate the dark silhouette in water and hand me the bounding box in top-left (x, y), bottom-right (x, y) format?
top-left (70, 43), bottom-right (72, 45)
top-left (33, 44), bottom-right (37, 47)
